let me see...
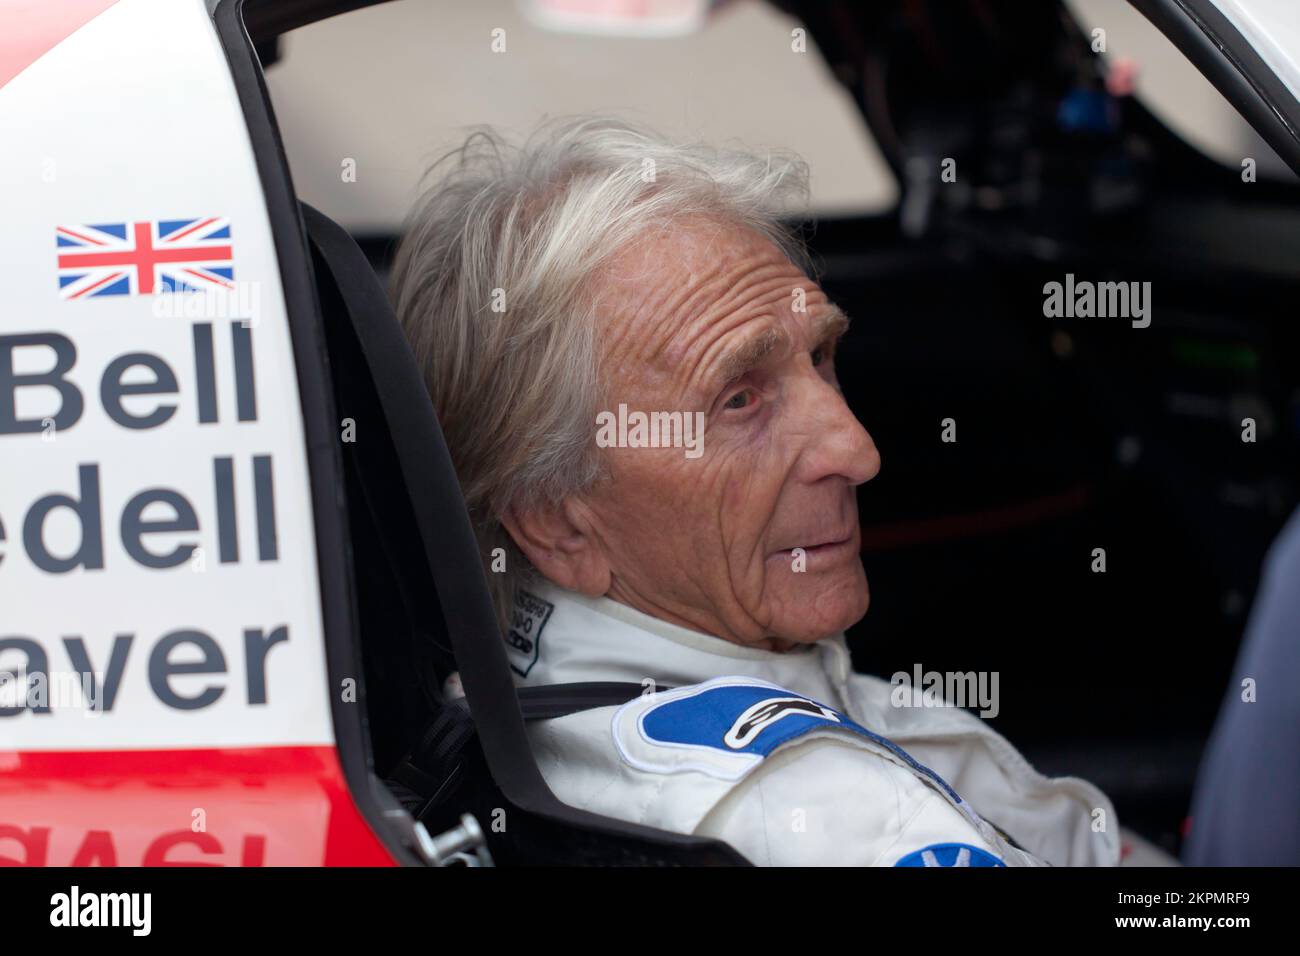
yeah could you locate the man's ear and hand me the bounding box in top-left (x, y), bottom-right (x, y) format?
top-left (500, 498), bottom-right (611, 597)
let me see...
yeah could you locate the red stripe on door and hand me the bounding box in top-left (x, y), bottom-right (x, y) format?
top-left (0, 745), bottom-right (396, 866)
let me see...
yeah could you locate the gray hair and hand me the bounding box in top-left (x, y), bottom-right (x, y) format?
top-left (390, 116), bottom-right (811, 628)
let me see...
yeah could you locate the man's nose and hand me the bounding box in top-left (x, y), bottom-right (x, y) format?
top-left (796, 378), bottom-right (881, 487)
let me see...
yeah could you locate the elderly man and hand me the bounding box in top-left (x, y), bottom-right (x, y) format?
top-left (392, 117), bottom-right (1118, 867)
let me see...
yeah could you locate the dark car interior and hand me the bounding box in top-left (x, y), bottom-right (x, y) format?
top-left (242, 0), bottom-right (1300, 862)
top-left (769, 0), bottom-right (1300, 851)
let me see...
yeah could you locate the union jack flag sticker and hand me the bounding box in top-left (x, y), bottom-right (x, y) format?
top-left (55, 218), bottom-right (234, 299)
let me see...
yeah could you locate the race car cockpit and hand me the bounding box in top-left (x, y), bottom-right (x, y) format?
top-left (7, 0), bottom-right (1298, 871)
top-left (231, 0), bottom-right (1300, 864)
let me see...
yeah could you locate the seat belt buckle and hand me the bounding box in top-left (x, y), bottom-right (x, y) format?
top-left (414, 813), bottom-right (495, 867)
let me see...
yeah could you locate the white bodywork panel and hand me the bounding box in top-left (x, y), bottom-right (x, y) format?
top-left (0, 0), bottom-right (334, 750)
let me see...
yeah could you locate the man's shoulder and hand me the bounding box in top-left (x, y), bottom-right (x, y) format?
top-left (525, 676), bottom-right (935, 826)
top-left (527, 676), bottom-right (1031, 864)
top-left (610, 676), bottom-right (910, 780)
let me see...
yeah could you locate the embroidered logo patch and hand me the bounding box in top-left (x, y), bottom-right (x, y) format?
top-left (642, 683), bottom-right (846, 758)
top-left (614, 677), bottom-right (972, 800)
top-left (723, 696), bottom-right (841, 749)
top-left (893, 843), bottom-right (1006, 867)
top-left (505, 589), bottom-right (553, 677)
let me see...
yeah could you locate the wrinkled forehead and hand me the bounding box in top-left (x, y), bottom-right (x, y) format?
top-left (590, 216), bottom-right (814, 366)
top-left (595, 215), bottom-right (772, 292)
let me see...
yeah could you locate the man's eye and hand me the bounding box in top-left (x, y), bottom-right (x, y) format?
top-left (724, 390), bottom-right (753, 411)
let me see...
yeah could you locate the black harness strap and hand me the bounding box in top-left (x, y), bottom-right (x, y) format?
top-left (517, 682), bottom-right (673, 721)
top-left (387, 682), bottom-right (667, 819)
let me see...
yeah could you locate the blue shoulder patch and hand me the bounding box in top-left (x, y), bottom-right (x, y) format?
top-left (894, 842), bottom-right (1006, 867)
top-left (638, 680), bottom-right (965, 805)
top-left (642, 682), bottom-right (848, 757)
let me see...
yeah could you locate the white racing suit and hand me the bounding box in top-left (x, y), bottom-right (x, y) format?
top-left (499, 582), bottom-right (1121, 867)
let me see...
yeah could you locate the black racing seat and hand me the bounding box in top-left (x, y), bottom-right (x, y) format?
top-left (299, 202), bottom-right (747, 865)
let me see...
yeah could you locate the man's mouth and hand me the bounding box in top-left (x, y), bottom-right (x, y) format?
top-left (769, 529), bottom-right (859, 567)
